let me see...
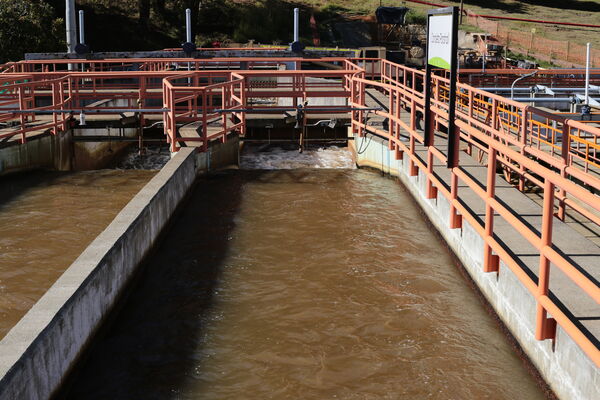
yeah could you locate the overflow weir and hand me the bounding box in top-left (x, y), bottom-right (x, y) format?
top-left (0, 51), bottom-right (598, 399)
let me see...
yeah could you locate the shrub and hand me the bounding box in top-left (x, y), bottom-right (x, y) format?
top-left (0, 0), bottom-right (64, 62)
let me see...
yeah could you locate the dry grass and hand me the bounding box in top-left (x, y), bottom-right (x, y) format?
top-left (302, 0), bottom-right (600, 49)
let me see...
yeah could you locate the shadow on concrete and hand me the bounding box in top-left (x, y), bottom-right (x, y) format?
top-left (56, 170), bottom-right (246, 400)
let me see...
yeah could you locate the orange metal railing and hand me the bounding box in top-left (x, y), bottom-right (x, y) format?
top-left (348, 59), bottom-right (600, 367)
top-left (0, 54), bottom-right (598, 368)
top-left (162, 68), bottom-right (355, 151)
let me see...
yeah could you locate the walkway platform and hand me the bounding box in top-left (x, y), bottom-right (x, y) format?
top-left (362, 88), bottom-right (600, 346)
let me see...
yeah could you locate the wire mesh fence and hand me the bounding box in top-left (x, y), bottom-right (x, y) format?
top-left (464, 13), bottom-right (600, 67)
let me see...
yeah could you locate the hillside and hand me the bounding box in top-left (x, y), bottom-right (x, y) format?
top-left (1, 1), bottom-right (599, 62)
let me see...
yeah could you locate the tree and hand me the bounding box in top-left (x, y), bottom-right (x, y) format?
top-left (0, 0), bottom-right (64, 63)
top-left (138, 0), bottom-right (150, 29)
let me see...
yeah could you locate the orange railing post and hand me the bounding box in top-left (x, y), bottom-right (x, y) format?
top-left (483, 147), bottom-right (500, 273)
top-left (536, 179), bottom-right (558, 340)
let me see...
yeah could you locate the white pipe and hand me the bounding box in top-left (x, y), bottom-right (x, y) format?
top-left (65, 0), bottom-right (76, 53)
top-left (293, 8), bottom-right (299, 42)
top-left (511, 70), bottom-right (538, 100)
top-left (186, 8), bottom-right (192, 43)
top-left (78, 10), bottom-right (85, 44)
top-left (585, 43), bottom-right (591, 105)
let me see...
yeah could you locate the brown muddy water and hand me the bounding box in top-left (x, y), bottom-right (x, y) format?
top-left (61, 147), bottom-right (546, 400)
top-left (0, 168), bottom-right (157, 339)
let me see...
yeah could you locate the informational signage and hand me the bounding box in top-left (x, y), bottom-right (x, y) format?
top-left (424, 6), bottom-right (459, 168)
top-left (427, 13), bottom-right (454, 69)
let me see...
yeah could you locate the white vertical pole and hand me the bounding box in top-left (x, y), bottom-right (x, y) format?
top-left (65, 0), bottom-right (76, 52)
top-left (186, 8), bottom-right (192, 43)
top-left (78, 10), bottom-right (85, 44)
top-left (185, 8), bottom-right (192, 83)
top-left (585, 43), bottom-right (591, 105)
top-left (293, 8), bottom-right (299, 42)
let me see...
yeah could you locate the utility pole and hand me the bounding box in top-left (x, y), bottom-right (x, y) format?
top-left (65, 0), bottom-right (77, 53)
top-left (459, 0), bottom-right (464, 25)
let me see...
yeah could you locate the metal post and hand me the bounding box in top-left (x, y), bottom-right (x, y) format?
top-left (65, 0), bottom-right (76, 53)
top-left (78, 10), bottom-right (85, 44)
top-left (447, 7), bottom-right (460, 168)
top-left (65, 0), bottom-right (76, 71)
top-left (294, 8), bottom-right (300, 43)
top-left (585, 43), bottom-right (591, 105)
top-left (535, 179), bottom-right (557, 340)
top-left (483, 148), bottom-right (499, 273)
top-left (186, 8), bottom-right (192, 82)
top-left (482, 35), bottom-right (487, 73)
top-left (186, 8), bottom-right (192, 43)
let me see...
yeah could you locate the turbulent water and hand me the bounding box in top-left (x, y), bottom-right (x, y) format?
top-left (0, 147), bottom-right (164, 339)
top-left (62, 146), bottom-right (546, 399)
top-left (117, 146), bottom-right (172, 170)
top-left (241, 145), bottom-right (355, 169)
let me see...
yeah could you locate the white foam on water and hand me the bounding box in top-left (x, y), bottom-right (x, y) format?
top-left (117, 147), bottom-right (171, 170)
top-left (241, 145), bottom-right (355, 170)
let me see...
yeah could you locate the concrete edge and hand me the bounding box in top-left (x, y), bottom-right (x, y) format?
top-left (0, 135), bottom-right (239, 399)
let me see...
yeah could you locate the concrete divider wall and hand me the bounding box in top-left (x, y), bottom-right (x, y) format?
top-left (0, 136), bottom-right (239, 399)
top-left (350, 133), bottom-right (599, 400)
top-left (0, 130), bottom-right (72, 176)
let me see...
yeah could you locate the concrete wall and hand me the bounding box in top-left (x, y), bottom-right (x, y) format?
top-left (0, 98), bottom-right (141, 176)
top-left (350, 132), bottom-right (599, 400)
top-left (0, 130), bottom-right (72, 176)
top-left (0, 136), bottom-right (239, 400)
top-left (72, 126), bottom-right (138, 170)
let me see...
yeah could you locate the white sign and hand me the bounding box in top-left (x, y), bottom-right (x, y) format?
top-left (427, 13), bottom-right (453, 69)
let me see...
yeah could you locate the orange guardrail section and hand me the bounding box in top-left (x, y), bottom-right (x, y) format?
top-left (350, 59), bottom-right (600, 367)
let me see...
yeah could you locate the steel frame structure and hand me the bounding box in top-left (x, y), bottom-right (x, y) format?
top-left (1, 55), bottom-right (599, 367)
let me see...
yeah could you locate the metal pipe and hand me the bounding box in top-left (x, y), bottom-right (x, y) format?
top-left (293, 8), bottom-right (300, 43)
top-left (511, 70), bottom-right (538, 99)
top-left (0, 108), bottom-right (170, 114)
top-left (585, 43), bottom-right (591, 105)
top-left (482, 87), bottom-right (599, 92)
top-left (65, 0), bottom-right (76, 53)
top-left (186, 8), bottom-right (192, 43)
top-left (510, 97), bottom-right (585, 102)
top-left (212, 106), bottom-right (382, 113)
top-left (78, 10), bottom-right (85, 44)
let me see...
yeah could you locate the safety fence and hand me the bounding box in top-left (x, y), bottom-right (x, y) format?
top-left (163, 68), bottom-right (357, 152)
top-left (464, 13), bottom-right (600, 67)
top-left (456, 68), bottom-right (600, 88)
top-left (0, 57), bottom-right (372, 148)
top-left (0, 75), bottom-right (72, 143)
top-left (0, 57), bottom-right (353, 75)
top-left (350, 59), bottom-right (600, 367)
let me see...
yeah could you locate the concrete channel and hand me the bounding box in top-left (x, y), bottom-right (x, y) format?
top-left (0, 128), bottom-right (597, 399)
top-left (0, 136), bottom-right (238, 399)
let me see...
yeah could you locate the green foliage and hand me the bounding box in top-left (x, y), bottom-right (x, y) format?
top-left (405, 9), bottom-right (426, 25)
top-left (231, 0), bottom-right (303, 44)
top-left (321, 4), bottom-right (349, 13)
top-left (0, 0), bottom-right (64, 62)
